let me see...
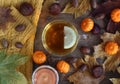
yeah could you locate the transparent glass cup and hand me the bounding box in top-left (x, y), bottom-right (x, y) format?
top-left (42, 20), bottom-right (79, 56)
top-left (32, 65), bottom-right (59, 84)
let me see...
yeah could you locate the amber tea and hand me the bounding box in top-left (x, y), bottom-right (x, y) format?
top-left (42, 20), bottom-right (79, 56)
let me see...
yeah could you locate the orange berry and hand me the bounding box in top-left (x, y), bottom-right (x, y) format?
top-left (105, 41), bottom-right (119, 55)
top-left (111, 8), bottom-right (120, 22)
top-left (81, 18), bottom-right (94, 32)
top-left (56, 60), bottom-right (70, 73)
top-left (33, 51), bottom-right (46, 64)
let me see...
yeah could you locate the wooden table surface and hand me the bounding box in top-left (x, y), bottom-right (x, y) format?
top-left (33, 0), bottom-right (120, 84)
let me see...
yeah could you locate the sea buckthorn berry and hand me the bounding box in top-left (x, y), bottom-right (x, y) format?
top-left (56, 60), bottom-right (70, 73)
top-left (81, 18), bottom-right (94, 32)
top-left (111, 8), bottom-right (120, 22)
top-left (33, 51), bottom-right (47, 64)
top-left (105, 41), bottom-right (119, 55)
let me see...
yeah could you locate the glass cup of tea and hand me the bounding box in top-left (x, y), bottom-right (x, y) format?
top-left (42, 20), bottom-right (79, 56)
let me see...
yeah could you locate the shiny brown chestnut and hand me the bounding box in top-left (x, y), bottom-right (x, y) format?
top-left (91, 0), bottom-right (98, 9)
top-left (19, 2), bottom-right (34, 16)
top-left (70, 0), bottom-right (78, 7)
top-left (92, 24), bottom-right (100, 34)
top-left (49, 3), bottom-right (61, 15)
top-left (80, 46), bottom-right (91, 54)
top-left (15, 42), bottom-right (23, 48)
top-left (92, 66), bottom-right (104, 78)
top-left (65, 57), bottom-right (77, 64)
top-left (15, 24), bottom-right (26, 32)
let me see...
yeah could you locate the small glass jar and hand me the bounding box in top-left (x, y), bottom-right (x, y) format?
top-left (42, 20), bottom-right (79, 56)
top-left (32, 65), bottom-right (59, 84)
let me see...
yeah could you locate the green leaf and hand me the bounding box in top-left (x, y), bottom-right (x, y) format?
top-left (0, 51), bottom-right (7, 63)
top-left (14, 53), bottom-right (29, 66)
top-left (0, 51), bottom-right (29, 84)
top-left (0, 53), bottom-right (29, 68)
top-left (0, 70), bottom-right (28, 84)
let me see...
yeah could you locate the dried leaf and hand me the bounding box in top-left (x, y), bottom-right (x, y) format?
top-left (68, 71), bottom-right (104, 84)
top-left (68, 55), bottom-right (104, 84)
top-left (76, 58), bottom-right (85, 68)
top-left (62, 3), bottom-right (75, 15)
top-left (84, 55), bottom-right (98, 68)
top-left (110, 78), bottom-right (120, 84)
top-left (93, 32), bottom-right (120, 71)
top-left (104, 51), bottom-right (120, 71)
top-left (76, 55), bottom-right (98, 69)
top-left (62, 0), bottom-right (91, 18)
top-left (94, 43), bottom-right (109, 59)
top-left (117, 67), bottom-right (120, 74)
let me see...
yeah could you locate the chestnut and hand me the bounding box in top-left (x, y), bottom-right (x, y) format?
top-left (15, 42), bottom-right (23, 48)
top-left (92, 24), bottom-right (100, 34)
top-left (15, 24), bottom-right (26, 32)
top-left (19, 2), bottom-right (34, 16)
top-left (70, 0), bottom-right (78, 7)
top-left (92, 66), bottom-right (104, 78)
top-left (49, 3), bottom-right (61, 15)
top-left (106, 20), bottom-right (117, 34)
top-left (80, 46), bottom-right (91, 54)
top-left (65, 57), bottom-right (77, 64)
top-left (91, 0), bottom-right (98, 9)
